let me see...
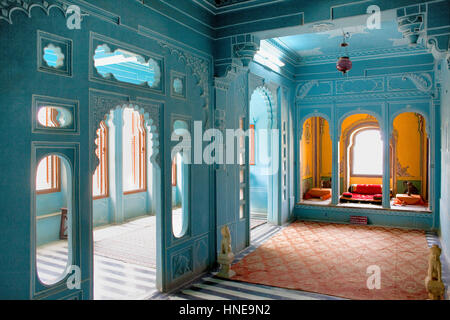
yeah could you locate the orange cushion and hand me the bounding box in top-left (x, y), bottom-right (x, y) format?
top-left (320, 193), bottom-right (332, 201)
top-left (396, 194), bottom-right (423, 205)
top-left (308, 188), bottom-right (331, 198)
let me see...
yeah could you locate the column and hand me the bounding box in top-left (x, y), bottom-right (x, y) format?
top-left (382, 105), bottom-right (391, 209)
top-left (331, 105), bottom-right (339, 205)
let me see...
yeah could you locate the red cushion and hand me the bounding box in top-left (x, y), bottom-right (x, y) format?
top-left (353, 184), bottom-right (382, 195)
top-left (373, 194), bottom-right (383, 200)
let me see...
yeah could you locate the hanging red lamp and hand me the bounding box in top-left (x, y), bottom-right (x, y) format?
top-left (336, 32), bottom-right (352, 75)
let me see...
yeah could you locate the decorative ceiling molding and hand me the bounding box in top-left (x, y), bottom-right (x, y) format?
top-left (396, 5), bottom-right (426, 46)
top-left (310, 22), bottom-right (334, 33)
top-left (401, 72), bottom-right (433, 92)
top-left (206, 0), bottom-right (253, 8)
top-left (296, 45), bottom-right (429, 66)
top-left (193, 0), bottom-right (281, 15)
top-left (297, 80), bottom-right (319, 99)
top-left (0, 0), bottom-right (120, 25)
top-left (0, 0), bottom-right (66, 24)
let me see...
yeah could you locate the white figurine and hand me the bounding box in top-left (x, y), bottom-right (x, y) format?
top-left (217, 225), bottom-right (235, 278)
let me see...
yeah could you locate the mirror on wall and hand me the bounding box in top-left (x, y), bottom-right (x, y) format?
top-left (171, 120), bottom-right (190, 238)
top-left (43, 44), bottom-right (65, 69)
top-left (36, 154), bottom-right (72, 285)
top-left (93, 44), bottom-right (161, 88)
top-left (171, 151), bottom-right (189, 238)
top-left (37, 106), bottom-right (73, 128)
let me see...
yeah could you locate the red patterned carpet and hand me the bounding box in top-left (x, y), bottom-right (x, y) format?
top-left (231, 221), bottom-right (429, 300)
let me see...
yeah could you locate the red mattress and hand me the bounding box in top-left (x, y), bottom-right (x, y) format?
top-left (341, 184), bottom-right (383, 203)
top-left (351, 184), bottom-right (382, 194)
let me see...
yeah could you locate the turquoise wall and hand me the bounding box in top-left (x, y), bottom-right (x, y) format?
top-left (0, 0), bottom-right (448, 300)
top-left (0, 0), bottom-right (216, 299)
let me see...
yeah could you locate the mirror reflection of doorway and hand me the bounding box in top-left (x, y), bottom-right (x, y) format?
top-left (36, 154), bottom-right (72, 287)
top-left (249, 88), bottom-right (273, 230)
top-left (92, 106), bottom-right (159, 300)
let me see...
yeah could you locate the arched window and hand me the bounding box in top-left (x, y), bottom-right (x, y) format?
top-left (123, 108), bottom-right (147, 193)
top-left (350, 129), bottom-right (383, 176)
top-left (93, 121), bottom-right (108, 199)
top-left (36, 155), bottom-right (60, 194)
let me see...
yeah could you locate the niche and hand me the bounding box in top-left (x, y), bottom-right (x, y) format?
top-left (390, 112), bottom-right (429, 210)
top-left (299, 116), bottom-right (332, 204)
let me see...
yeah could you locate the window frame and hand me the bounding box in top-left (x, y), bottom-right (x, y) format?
top-left (36, 155), bottom-right (61, 195)
top-left (123, 110), bottom-right (147, 195)
top-left (349, 127), bottom-right (383, 178)
top-left (93, 120), bottom-right (109, 200)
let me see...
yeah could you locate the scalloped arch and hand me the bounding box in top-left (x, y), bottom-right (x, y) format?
top-left (92, 103), bottom-right (160, 172)
top-left (250, 85), bottom-right (276, 128)
top-left (0, 1), bottom-right (67, 25)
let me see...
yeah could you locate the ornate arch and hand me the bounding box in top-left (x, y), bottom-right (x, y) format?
top-left (89, 97), bottom-right (161, 173)
top-left (390, 108), bottom-right (430, 138)
top-left (338, 110), bottom-right (383, 141)
top-left (250, 85), bottom-right (276, 129)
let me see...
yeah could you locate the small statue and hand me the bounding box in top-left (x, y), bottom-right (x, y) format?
top-left (403, 181), bottom-right (419, 196)
top-left (424, 245), bottom-right (445, 300)
top-left (321, 179), bottom-right (331, 189)
top-left (220, 225), bottom-right (232, 255)
top-left (217, 226), bottom-right (235, 279)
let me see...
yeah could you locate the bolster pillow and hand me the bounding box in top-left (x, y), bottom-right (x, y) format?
top-left (342, 192), bottom-right (353, 198)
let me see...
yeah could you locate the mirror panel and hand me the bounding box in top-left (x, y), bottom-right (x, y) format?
top-left (36, 154), bottom-right (72, 285)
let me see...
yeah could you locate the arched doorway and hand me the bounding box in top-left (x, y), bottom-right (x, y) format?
top-left (338, 113), bottom-right (389, 207)
top-left (248, 87), bottom-right (277, 230)
top-left (91, 104), bottom-right (161, 300)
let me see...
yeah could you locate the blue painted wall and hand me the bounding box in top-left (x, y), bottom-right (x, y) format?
top-left (0, 0), bottom-right (216, 299)
top-left (0, 0), bottom-right (448, 300)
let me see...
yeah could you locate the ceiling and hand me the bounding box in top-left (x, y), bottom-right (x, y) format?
top-left (265, 10), bottom-right (428, 64)
top-left (276, 20), bottom-right (412, 58)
